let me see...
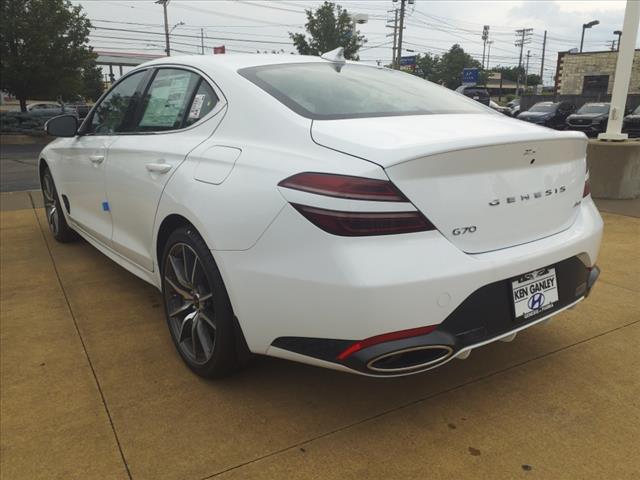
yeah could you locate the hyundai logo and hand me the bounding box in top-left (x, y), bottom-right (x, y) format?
top-left (528, 293), bottom-right (545, 310)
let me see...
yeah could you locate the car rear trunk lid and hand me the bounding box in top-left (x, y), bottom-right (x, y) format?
top-left (311, 114), bottom-right (587, 253)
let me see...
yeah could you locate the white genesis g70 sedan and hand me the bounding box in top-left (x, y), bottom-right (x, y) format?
top-left (40, 52), bottom-right (603, 378)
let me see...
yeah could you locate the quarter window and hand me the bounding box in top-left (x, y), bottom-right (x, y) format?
top-left (184, 80), bottom-right (218, 127)
top-left (87, 71), bottom-right (147, 135)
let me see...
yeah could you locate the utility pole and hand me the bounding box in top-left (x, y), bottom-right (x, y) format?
top-left (540, 30), bottom-right (547, 81)
top-left (386, 8), bottom-right (399, 68)
top-left (486, 40), bottom-right (493, 70)
top-left (156, 0), bottom-right (170, 56)
top-left (524, 50), bottom-right (531, 90)
top-left (201, 28), bottom-right (205, 54)
top-left (514, 28), bottom-right (533, 95)
top-left (396, 0), bottom-right (407, 69)
top-left (481, 25), bottom-right (490, 69)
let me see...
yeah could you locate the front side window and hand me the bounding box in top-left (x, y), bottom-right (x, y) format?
top-left (87, 71), bottom-right (146, 134)
top-left (239, 63), bottom-right (488, 120)
top-left (137, 69), bottom-right (201, 132)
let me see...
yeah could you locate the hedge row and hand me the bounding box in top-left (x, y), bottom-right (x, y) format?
top-left (0, 111), bottom-right (60, 135)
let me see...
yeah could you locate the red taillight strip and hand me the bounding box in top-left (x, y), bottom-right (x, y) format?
top-left (279, 172), bottom-right (409, 202)
top-left (337, 325), bottom-right (439, 361)
top-left (292, 204), bottom-right (434, 236)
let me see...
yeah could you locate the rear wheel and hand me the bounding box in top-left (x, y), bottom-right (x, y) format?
top-left (41, 168), bottom-right (77, 242)
top-left (161, 226), bottom-right (241, 378)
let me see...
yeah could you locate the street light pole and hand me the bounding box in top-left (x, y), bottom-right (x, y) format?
top-left (614, 30), bottom-right (622, 51)
top-left (580, 19), bottom-right (600, 53)
top-left (486, 40), bottom-right (493, 70)
top-left (156, 0), bottom-right (170, 56)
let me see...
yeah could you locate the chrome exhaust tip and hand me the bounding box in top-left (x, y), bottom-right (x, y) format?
top-left (366, 345), bottom-right (453, 373)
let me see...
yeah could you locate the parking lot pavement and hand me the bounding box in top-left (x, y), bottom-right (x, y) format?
top-left (1, 191), bottom-right (639, 480)
top-left (0, 144), bottom-right (44, 192)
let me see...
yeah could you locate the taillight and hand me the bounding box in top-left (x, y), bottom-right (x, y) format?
top-left (583, 171), bottom-right (591, 198)
top-left (337, 325), bottom-right (438, 360)
top-left (291, 204), bottom-right (433, 237)
top-left (278, 172), bottom-right (408, 202)
top-left (279, 172), bottom-right (435, 236)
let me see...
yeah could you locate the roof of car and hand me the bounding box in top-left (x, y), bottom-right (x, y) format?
top-left (140, 54), bottom-right (347, 71)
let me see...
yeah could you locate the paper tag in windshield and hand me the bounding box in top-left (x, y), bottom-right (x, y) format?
top-left (189, 94), bottom-right (206, 119)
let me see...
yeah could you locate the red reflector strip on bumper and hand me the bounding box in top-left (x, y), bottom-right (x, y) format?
top-left (337, 325), bottom-right (439, 360)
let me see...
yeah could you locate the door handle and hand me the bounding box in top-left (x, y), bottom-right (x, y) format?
top-left (145, 163), bottom-right (172, 174)
top-left (89, 154), bottom-right (104, 164)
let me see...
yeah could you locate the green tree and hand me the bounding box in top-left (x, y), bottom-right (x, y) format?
top-left (289, 1), bottom-right (366, 60)
top-left (0, 0), bottom-right (97, 111)
top-left (81, 63), bottom-right (105, 102)
top-left (413, 53), bottom-right (439, 80)
top-left (526, 73), bottom-right (541, 86)
top-left (434, 44), bottom-right (484, 88)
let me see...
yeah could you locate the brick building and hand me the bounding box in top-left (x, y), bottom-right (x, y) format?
top-left (555, 49), bottom-right (640, 96)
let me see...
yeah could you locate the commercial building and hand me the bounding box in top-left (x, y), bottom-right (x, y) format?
top-left (555, 49), bottom-right (640, 96)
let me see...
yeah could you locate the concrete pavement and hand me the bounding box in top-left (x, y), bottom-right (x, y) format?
top-left (1, 191), bottom-right (639, 480)
top-left (0, 143), bottom-right (45, 192)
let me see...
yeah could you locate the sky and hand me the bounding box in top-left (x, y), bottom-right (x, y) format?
top-left (73, 0), bottom-right (636, 86)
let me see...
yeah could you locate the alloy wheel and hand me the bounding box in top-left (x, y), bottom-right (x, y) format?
top-left (163, 242), bottom-right (216, 365)
top-left (42, 172), bottom-right (59, 236)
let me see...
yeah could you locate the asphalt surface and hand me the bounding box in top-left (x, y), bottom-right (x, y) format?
top-left (1, 190), bottom-right (639, 480)
top-left (0, 143), bottom-right (44, 192)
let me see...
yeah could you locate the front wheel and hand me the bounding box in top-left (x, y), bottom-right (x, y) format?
top-left (41, 168), bottom-right (77, 243)
top-left (161, 227), bottom-right (242, 378)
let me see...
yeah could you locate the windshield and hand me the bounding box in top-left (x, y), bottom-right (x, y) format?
top-left (239, 63), bottom-right (489, 120)
top-left (577, 104), bottom-right (609, 114)
top-left (529, 103), bottom-right (557, 113)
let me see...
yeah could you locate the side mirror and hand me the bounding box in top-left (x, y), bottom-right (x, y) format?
top-left (45, 114), bottom-right (78, 137)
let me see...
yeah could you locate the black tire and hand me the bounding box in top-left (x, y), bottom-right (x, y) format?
top-left (41, 167), bottom-right (78, 243)
top-left (161, 226), bottom-right (243, 378)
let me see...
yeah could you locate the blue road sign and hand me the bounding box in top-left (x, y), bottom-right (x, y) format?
top-left (400, 55), bottom-right (417, 66)
top-left (462, 68), bottom-right (479, 85)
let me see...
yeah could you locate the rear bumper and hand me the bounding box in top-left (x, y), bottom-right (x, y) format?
top-left (215, 199), bottom-right (603, 374)
top-left (271, 258), bottom-right (599, 376)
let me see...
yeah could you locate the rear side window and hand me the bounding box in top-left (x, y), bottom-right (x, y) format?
top-left (239, 63), bottom-right (488, 120)
top-left (87, 70), bottom-right (147, 134)
top-left (137, 69), bottom-right (200, 131)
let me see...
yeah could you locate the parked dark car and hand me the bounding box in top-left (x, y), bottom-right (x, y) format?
top-left (622, 105), bottom-right (640, 138)
top-left (455, 85), bottom-right (490, 106)
top-left (517, 101), bottom-right (576, 129)
top-left (565, 103), bottom-right (610, 137)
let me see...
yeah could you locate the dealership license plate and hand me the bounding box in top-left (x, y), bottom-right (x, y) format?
top-left (511, 267), bottom-right (559, 320)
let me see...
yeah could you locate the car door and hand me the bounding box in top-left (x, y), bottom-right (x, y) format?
top-left (55, 70), bottom-right (149, 244)
top-left (105, 67), bottom-right (225, 271)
